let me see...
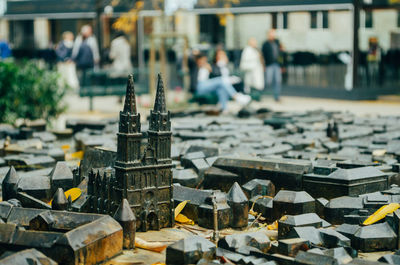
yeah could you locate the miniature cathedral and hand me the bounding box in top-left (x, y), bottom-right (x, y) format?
top-left (87, 74), bottom-right (174, 231)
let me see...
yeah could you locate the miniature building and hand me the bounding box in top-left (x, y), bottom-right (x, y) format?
top-left (86, 74), bottom-right (174, 231)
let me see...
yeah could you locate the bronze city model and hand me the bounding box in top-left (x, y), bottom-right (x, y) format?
top-left (87, 74), bottom-right (174, 231)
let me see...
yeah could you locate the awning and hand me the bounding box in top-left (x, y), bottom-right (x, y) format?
top-left (3, 0), bottom-right (96, 19)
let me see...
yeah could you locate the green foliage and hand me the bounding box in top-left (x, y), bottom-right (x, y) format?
top-left (0, 60), bottom-right (68, 124)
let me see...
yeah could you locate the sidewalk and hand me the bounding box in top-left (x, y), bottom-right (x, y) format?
top-left (55, 92), bottom-right (400, 130)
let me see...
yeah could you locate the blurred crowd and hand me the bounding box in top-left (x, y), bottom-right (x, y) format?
top-left (0, 23), bottom-right (396, 111)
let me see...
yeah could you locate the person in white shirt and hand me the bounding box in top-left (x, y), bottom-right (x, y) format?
top-left (240, 37), bottom-right (264, 93)
top-left (194, 53), bottom-right (251, 111)
top-left (109, 32), bottom-right (133, 77)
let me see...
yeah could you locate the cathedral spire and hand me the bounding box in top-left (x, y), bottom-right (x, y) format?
top-left (153, 73), bottom-right (166, 113)
top-left (123, 74), bottom-right (137, 114)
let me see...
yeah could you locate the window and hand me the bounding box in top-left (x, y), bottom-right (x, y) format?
top-left (272, 13), bottom-right (278, 29)
top-left (398, 11), bottom-right (400, 28)
top-left (322, 11), bottom-right (329, 29)
top-left (310, 11), bottom-right (318, 29)
top-left (365, 10), bottom-right (373, 28)
top-left (279, 12), bottom-right (289, 29)
top-left (310, 11), bottom-right (329, 29)
top-left (272, 12), bottom-right (288, 29)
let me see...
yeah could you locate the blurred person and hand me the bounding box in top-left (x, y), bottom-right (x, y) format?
top-left (195, 54), bottom-right (250, 112)
top-left (72, 25), bottom-right (100, 87)
top-left (55, 31), bottom-right (79, 90)
top-left (188, 48), bottom-right (201, 94)
top-left (367, 37), bottom-right (381, 86)
top-left (240, 37), bottom-right (264, 93)
top-left (262, 29), bottom-right (282, 102)
top-left (0, 36), bottom-right (12, 60)
top-left (109, 31), bottom-right (132, 77)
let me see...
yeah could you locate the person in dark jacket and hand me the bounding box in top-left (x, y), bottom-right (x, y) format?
top-left (72, 25), bottom-right (99, 87)
top-left (55, 31), bottom-right (79, 90)
top-left (262, 29), bottom-right (282, 101)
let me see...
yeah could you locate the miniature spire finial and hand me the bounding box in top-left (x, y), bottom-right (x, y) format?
top-left (153, 73), bottom-right (166, 113)
top-left (52, 188), bottom-right (68, 210)
top-left (123, 74), bottom-right (137, 114)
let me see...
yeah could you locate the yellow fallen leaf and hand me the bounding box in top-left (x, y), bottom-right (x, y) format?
top-left (151, 263), bottom-right (165, 265)
top-left (267, 220), bottom-right (278, 230)
top-left (70, 151), bottom-right (84, 160)
top-left (135, 237), bottom-right (167, 253)
top-left (363, 203), bottom-right (400, 225)
top-left (280, 215), bottom-right (288, 221)
top-left (174, 200), bottom-right (189, 218)
top-left (61, 144), bottom-right (70, 152)
top-left (49, 188), bottom-right (82, 205)
top-left (175, 213), bottom-right (194, 225)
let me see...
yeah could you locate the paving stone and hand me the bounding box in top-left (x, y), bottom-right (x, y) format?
top-left (353, 222), bottom-right (397, 252)
top-left (273, 190), bottom-right (315, 219)
top-left (166, 236), bottom-right (216, 265)
top-left (242, 179), bottom-right (275, 199)
top-left (203, 167), bottom-right (240, 192)
top-left (278, 213), bottom-right (323, 239)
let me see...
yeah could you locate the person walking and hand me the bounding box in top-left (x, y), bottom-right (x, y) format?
top-left (240, 37), bottom-right (264, 94)
top-left (55, 31), bottom-right (79, 90)
top-left (109, 31), bottom-right (132, 77)
top-left (0, 36), bottom-right (12, 60)
top-left (194, 53), bottom-right (250, 112)
top-left (72, 25), bottom-right (100, 87)
top-left (262, 29), bottom-right (282, 102)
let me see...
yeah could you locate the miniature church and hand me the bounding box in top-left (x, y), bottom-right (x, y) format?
top-left (87, 74), bottom-right (174, 231)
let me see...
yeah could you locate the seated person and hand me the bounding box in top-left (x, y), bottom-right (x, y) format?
top-left (194, 53), bottom-right (250, 111)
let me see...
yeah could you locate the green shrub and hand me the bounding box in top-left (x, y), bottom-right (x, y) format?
top-left (0, 60), bottom-right (68, 124)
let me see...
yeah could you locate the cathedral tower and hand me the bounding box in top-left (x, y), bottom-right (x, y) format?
top-left (114, 75), bottom-right (142, 201)
top-left (147, 74), bottom-right (172, 164)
